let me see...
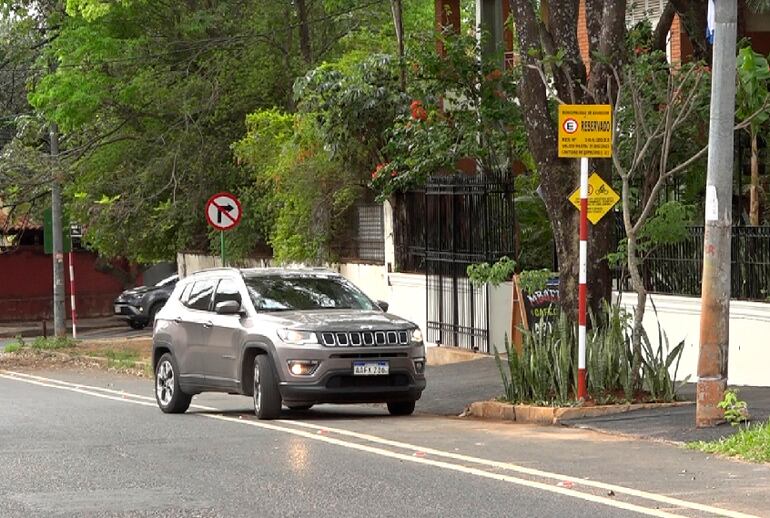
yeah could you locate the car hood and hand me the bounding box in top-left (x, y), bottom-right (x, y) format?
top-left (266, 310), bottom-right (415, 331)
top-left (116, 284), bottom-right (169, 301)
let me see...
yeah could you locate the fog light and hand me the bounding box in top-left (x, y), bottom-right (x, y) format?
top-left (414, 358), bottom-right (425, 374)
top-left (288, 360), bottom-right (319, 376)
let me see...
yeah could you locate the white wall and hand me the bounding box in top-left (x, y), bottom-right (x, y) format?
top-left (616, 292), bottom-right (770, 387)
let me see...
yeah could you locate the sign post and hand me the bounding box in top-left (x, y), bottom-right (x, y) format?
top-left (205, 192), bottom-right (242, 266)
top-left (558, 104), bottom-right (613, 401)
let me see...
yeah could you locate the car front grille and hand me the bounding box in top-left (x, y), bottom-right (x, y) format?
top-left (320, 330), bottom-right (409, 347)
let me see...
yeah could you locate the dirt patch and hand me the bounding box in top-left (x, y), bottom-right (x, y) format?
top-left (0, 337), bottom-right (152, 377)
top-left (75, 337), bottom-right (152, 363)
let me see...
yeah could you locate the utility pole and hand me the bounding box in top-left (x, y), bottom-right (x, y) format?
top-left (697, 0), bottom-right (737, 428)
top-left (50, 121), bottom-right (66, 338)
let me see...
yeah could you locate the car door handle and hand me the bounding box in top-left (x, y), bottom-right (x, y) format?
top-left (202, 321), bottom-right (213, 328)
top-left (173, 317), bottom-right (183, 324)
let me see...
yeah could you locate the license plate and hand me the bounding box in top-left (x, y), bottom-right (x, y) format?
top-left (113, 305), bottom-right (121, 314)
top-left (353, 361), bottom-right (389, 376)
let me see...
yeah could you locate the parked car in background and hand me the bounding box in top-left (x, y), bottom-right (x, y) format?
top-left (151, 267), bottom-right (426, 419)
top-left (114, 274), bottom-right (178, 329)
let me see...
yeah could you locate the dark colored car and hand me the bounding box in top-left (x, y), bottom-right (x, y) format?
top-left (114, 274), bottom-right (178, 329)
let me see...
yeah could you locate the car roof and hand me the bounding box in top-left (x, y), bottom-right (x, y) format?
top-left (182, 266), bottom-right (340, 280)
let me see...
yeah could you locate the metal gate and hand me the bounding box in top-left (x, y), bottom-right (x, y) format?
top-left (424, 174), bottom-right (516, 353)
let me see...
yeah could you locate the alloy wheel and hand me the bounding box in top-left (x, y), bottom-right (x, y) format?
top-left (156, 360), bottom-right (174, 406)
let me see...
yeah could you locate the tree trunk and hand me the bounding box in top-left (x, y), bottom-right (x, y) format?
top-left (652, 2), bottom-right (677, 54)
top-left (626, 231), bottom-right (647, 392)
top-left (296, 0), bottom-right (312, 65)
top-left (670, 0), bottom-right (712, 64)
top-left (510, 0), bottom-right (615, 319)
top-left (750, 131), bottom-right (760, 225)
top-left (391, 0), bottom-right (406, 91)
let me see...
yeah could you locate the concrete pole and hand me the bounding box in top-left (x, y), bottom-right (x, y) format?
top-left (50, 121), bottom-right (66, 338)
top-left (697, 0), bottom-right (737, 428)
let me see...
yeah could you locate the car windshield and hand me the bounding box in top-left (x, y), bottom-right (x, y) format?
top-left (155, 274), bottom-right (179, 287)
top-left (244, 275), bottom-right (377, 312)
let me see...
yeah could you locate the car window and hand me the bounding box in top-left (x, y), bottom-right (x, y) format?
top-left (213, 278), bottom-right (242, 307)
top-left (244, 275), bottom-right (376, 312)
top-left (186, 280), bottom-right (215, 311)
top-left (178, 282), bottom-right (193, 303)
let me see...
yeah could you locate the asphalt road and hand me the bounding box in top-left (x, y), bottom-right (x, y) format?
top-left (1, 369), bottom-right (769, 518)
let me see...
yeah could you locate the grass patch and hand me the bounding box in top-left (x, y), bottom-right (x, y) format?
top-left (688, 421), bottom-right (770, 463)
top-left (4, 336), bottom-right (75, 352)
top-left (84, 348), bottom-right (142, 371)
top-left (98, 349), bottom-right (140, 362)
top-left (4, 343), bottom-right (22, 353)
top-left (30, 336), bottom-right (76, 350)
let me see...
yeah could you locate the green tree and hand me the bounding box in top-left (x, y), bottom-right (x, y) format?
top-left (736, 46), bottom-right (770, 226)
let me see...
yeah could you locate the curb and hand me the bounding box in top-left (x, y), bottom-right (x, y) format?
top-left (467, 400), bottom-right (695, 425)
top-left (427, 346), bottom-right (488, 366)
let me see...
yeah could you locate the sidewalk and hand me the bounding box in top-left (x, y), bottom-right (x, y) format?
top-left (0, 316), bottom-right (126, 338)
top-left (419, 352), bottom-right (770, 443)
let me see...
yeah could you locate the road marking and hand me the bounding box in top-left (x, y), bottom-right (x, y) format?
top-left (0, 371), bottom-right (760, 518)
top-left (277, 420), bottom-right (755, 518)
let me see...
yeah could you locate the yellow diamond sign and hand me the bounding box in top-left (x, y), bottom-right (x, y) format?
top-left (568, 173), bottom-right (620, 224)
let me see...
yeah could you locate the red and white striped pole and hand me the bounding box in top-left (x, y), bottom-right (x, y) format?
top-left (68, 251), bottom-right (77, 339)
top-left (578, 157), bottom-right (589, 400)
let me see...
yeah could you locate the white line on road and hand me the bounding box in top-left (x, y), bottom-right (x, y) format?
top-left (1, 370), bottom-right (759, 518)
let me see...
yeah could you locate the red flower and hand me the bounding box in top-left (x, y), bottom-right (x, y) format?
top-left (391, 170), bottom-right (398, 178)
top-left (371, 163), bottom-right (386, 180)
top-left (410, 100), bottom-right (427, 121)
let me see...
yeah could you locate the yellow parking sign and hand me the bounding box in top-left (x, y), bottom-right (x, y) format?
top-left (558, 104), bottom-right (612, 158)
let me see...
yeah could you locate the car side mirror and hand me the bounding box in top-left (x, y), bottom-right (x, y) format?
top-left (376, 300), bottom-right (389, 313)
top-left (215, 300), bottom-right (242, 315)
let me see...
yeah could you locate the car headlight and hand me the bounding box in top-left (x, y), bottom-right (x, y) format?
top-left (277, 329), bottom-right (319, 345)
top-left (411, 328), bottom-right (423, 343)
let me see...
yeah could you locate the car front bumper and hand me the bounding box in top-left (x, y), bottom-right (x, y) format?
top-left (113, 303), bottom-right (142, 320)
top-left (278, 369), bottom-right (426, 404)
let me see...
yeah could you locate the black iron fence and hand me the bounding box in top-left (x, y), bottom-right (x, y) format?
top-left (615, 225), bottom-right (770, 301)
top-left (419, 174), bottom-right (516, 353)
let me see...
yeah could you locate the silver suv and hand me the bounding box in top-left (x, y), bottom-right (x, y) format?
top-left (152, 267), bottom-right (426, 419)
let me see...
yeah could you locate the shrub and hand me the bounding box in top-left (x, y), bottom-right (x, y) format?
top-left (496, 303), bottom-right (686, 405)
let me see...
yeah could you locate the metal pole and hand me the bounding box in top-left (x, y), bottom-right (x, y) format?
top-left (578, 157), bottom-right (588, 400)
top-left (697, 0), bottom-right (737, 428)
top-left (68, 250), bottom-right (77, 339)
top-left (50, 122), bottom-right (66, 338)
top-left (221, 231), bottom-right (225, 267)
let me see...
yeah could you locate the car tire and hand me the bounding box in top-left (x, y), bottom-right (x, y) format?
top-left (147, 302), bottom-right (163, 325)
top-left (155, 353), bottom-right (192, 414)
top-left (387, 400), bottom-right (416, 416)
top-left (287, 404), bottom-right (313, 411)
top-left (128, 319), bottom-right (146, 330)
top-left (253, 355), bottom-right (282, 420)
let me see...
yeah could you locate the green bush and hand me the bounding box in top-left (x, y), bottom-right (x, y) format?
top-left (496, 303), bottom-right (686, 405)
top-left (494, 313), bottom-right (577, 406)
top-left (4, 343), bottom-right (22, 353)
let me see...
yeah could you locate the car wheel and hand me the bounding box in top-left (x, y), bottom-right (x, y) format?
top-left (128, 319), bottom-right (146, 330)
top-left (387, 400), bottom-right (416, 416)
top-left (253, 355), bottom-right (282, 420)
top-left (147, 302), bottom-right (163, 325)
top-left (287, 404), bottom-right (313, 411)
top-left (155, 353), bottom-right (192, 414)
